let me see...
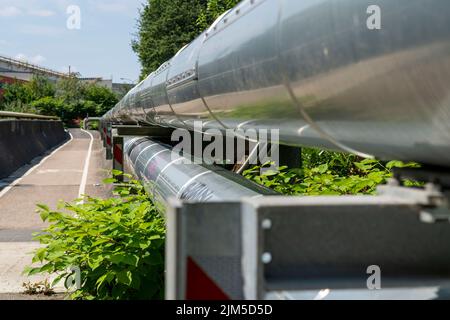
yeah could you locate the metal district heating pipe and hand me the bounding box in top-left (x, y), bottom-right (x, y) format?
top-left (103, 0), bottom-right (450, 168)
top-left (123, 137), bottom-right (276, 208)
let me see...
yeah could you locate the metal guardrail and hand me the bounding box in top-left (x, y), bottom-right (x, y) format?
top-left (0, 111), bottom-right (59, 120)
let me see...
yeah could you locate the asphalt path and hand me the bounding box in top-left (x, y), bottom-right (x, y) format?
top-left (0, 129), bottom-right (111, 298)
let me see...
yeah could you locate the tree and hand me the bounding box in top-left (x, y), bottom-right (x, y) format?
top-left (132, 0), bottom-right (239, 79)
top-left (196, 0), bottom-right (240, 30)
top-left (83, 84), bottom-right (119, 116)
top-left (1, 81), bottom-right (33, 105)
top-left (0, 76), bottom-right (56, 107)
top-left (132, 0), bottom-right (208, 78)
top-left (55, 75), bottom-right (86, 103)
top-left (1, 74), bottom-right (118, 124)
top-left (30, 97), bottom-right (64, 117)
top-left (27, 75), bottom-right (56, 100)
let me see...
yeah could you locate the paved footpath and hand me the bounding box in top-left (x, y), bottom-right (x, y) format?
top-left (0, 129), bottom-right (111, 299)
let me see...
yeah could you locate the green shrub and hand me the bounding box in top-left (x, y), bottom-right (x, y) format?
top-left (1, 81), bottom-right (34, 105)
top-left (83, 84), bottom-right (119, 116)
top-left (0, 100), bottom-right (37, 114)
top-left (79, 120), bottom-right (99, 130)
top-left (1, 75), bottom-right (118, 123)
top-left (27, 75), bottom-right (56, 100)
top-left (0, 76), bottom-right (55, 107)
top-left (244, 158), bottom-right (421, 196)
top-left (301, 148), bottom-right (361, 176)
top-left (24, 173), bottom-right (165, 300)
top-left (89, 121), bottom-right (99, 130)
top-left (30, 97), bottom-right (64, 116)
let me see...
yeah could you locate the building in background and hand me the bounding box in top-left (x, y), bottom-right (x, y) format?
top-left (1, 54), bottom-right (130, 99)
top-left (0, 55), bottom-right (67, 82)
top-left (80, 77), bottom-right (132, 98)
top-left (0, 55), bottom-right (68, 99)
top-left (0, 76), bottom-right (21, 97)
top-left (112, 82), bottom-right (133, 98)
top-left (79, 77), bottom-right (113, 89)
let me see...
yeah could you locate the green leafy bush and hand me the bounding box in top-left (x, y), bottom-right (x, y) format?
top-left (89, 121), bottom-right (99, 130)
top-left (30, 97), bottom-right (65, 116)
top-left (27, 75), bottom-right (56, 100)
top-left (301, 148), bottom-right (361, 176)
top-left (1, 75), bottom-right (118, 124)
top-left (1, 76), bottom-right (55, 107)
top-left (1, 81), bottom-right (34, 105)
top-left (0, 100), bottom-right (37, 114)
top-left (24, 173), bottom-right (165, 300)
top-left (244, 157), bottom-right (421, 196)
top-left (83, 83), bottom-right (119, 116)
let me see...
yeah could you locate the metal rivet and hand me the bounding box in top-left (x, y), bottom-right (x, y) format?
top-left (262, 252), bottom-right (272, 264)
top-left (262, 219), bottom-right (272, 230)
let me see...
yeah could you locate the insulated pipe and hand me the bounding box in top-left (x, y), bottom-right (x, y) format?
top-left (104, 0), bottom-right (450, 168)
top-left (123, 137), bottom-right (276, 209)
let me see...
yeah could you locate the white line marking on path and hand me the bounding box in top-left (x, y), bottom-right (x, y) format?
top-left (0, 132), bottom-right (74, 200)
top-left (77, 129), bottom-right (94, 204)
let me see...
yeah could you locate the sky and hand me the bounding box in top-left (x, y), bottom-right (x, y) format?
top-left (0, 0), bottom-right (145, 83)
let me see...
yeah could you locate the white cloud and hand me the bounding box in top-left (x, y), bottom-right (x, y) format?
top-left (0, 40), bottom-right (8, 45)
top-left (0, 2), bottom-right (58, 17)
top-left (0, 6), bottom-right (21, 17)
top-left (15, 53), bottom-right (46, 65)
top-left (90, 0), bottom-right (143, 15)
top-left (96, 2), bottom-right (127, 13)
top-left (20, 25), bottom-right (64, 36)
top-left (28, 9), bottom-right (55, 17)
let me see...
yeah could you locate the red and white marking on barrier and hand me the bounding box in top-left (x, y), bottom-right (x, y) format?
top-left (106, 133), bottom-right (112, 147)
top-left (113, 142), bottom-right (123, 168)
top-left (185, 257), bottom-right (229, 300)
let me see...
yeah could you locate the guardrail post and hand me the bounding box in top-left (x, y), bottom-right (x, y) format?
top-left (112, 135), bottom-right (124, 182)
top-left (166, 200), bottom-right (243, 300)
top-left (105, 123), bottom-right (113, 160)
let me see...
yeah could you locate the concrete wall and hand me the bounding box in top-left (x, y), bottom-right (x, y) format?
top-left (0, 120), bottom-right (68, 179)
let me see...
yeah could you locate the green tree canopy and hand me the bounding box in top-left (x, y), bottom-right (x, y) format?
top-left (2, 76), bottom-right (56, 104)
top-left (27, 75), bottom-right (56, 100)
top-left (132, 0), bottom-right (208, 78)
top-left (196, 0), bottom-right (239, 30)
top-left (0, 75), bottom-right (118, 124)
top-left (83, 83), bottom-right (119, 116)
top-left (55, 76), bottom-right (86, 103)
top-left (1, 81), bottom-right (33, 105)
top-left (132, 0), bottom-right (239, 79)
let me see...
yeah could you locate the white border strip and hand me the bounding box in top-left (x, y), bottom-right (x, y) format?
top-left (0, 132), bottom-right (74, 199)
top-left (77, 129), bottom-right (94, 203)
